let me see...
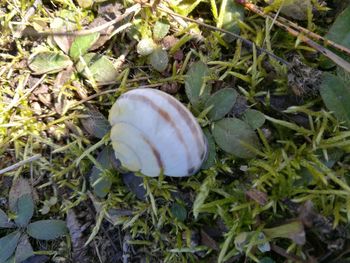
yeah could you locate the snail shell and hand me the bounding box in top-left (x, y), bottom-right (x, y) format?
top-left (108, 88), bottom-right (207, 177)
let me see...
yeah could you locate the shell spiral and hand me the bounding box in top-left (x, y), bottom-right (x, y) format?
top-left (108, 88), bottom-right (207, 177)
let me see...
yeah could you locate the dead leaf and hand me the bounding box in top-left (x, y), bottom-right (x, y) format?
top-left (246, 189), bottom-right (268, 205)
top-left (9, 178), bottom-right (32, 212)
top-left (200, 229), bottom-right (219, 251)
top-left (66, 209), bottom-right (90, 263)
top-left (88, 2), bottom-right (123, 50)
top-left (298, 200), bottom-right (317, 227)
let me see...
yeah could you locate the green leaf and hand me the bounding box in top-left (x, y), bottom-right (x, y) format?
top-left (15, 234), bottom-right (34, 263)
top-left (69, 33), bottom-right (100, 61)
top-left (90, 146), bottom-right (115, 198)
top-left (27, 220), bottom-right (68, 240)
top-left (148, 48), bottom-right (169, 72)
top-left (170, 202), bottom-right (187, 222)
top-left (185, 61), bottom-right (211, 109)
top-left (28, 51), bottom-right (73, 75)
top-left (76, 53), bottom-right (119, 84)
top-left (212, 118), bottom-right (260, 158)
top-left (243, 109), bottom-right (266, 129)
top-left (14, 194), bottom-right (34, 227)
top-left (153, 18), bottom-right (170, 40)
top-left (217, 0), bottom-right (244, 42)
top-left (201, 128), bottom-right (216, 169)
top-left (9, 178), bottom-right (32, 213)
top-left (320, 73), bottom-right (350, 128)
top-left (0, 209), bottom-right (14, 228)
top-left (0, 231), bottom-right (21, 262)
top-left (325, 5), bottom-right (350, 49)
top-left (204, 88), bottom-right (237, 121)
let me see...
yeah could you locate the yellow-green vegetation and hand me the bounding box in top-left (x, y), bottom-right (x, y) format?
top-left (1, 0), bottom-right (350, 262)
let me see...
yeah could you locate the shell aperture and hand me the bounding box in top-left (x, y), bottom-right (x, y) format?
top-left (109, 88), bottom-right (207, 177)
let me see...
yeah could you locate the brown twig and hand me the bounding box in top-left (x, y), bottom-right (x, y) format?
top-left (153, 3), bottom-right (290, 66)
top-left (275, 16), bottom-right (350, 56)
top-left (236, 0), bottom-right (350, 73)
top-left (270, 244), bottom-right (305, 262)
top-left (22, 4), bottom-right (141, 37)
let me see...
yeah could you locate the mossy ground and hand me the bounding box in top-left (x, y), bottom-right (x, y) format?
top-left (1, 0), bottom-right (350, 262)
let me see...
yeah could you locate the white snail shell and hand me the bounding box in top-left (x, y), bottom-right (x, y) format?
top-left (108, 88), bottom-right (207, 177)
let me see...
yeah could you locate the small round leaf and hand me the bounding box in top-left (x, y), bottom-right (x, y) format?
top-left (27, 220), bottom-right (68, 240)
top-left (185, 61), bottom-right (211, 109)
top-left (205, 88), bottom-right (237, 121)
top-left (69, 33), bottom-right (100, 61)
top-left (170, 202), bottom-right (187, 222)
top-left (14, 194), bottom-right (34, 227)
top-left (153, 18), bottom-right (170, 40)
top-left (149, 48), bottom-right (169, 72)
top-left (212, 118), bottom-right (260, 158)
top-left (28, 51), bottom-right (73, 75)
top-left (243, 109), bottom-right (266, 129)
top-left (76, 53), bottom-right (119, 84)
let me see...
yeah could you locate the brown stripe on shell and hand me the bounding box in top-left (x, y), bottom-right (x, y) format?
top-left (121, 93), bottom-right (193, 171)
top-left (141, 134), bottom-right (164, 172)
top-left (156, 91), bottom-right (206, 160)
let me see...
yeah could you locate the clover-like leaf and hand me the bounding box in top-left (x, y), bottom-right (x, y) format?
top-left (76, 53), bottom-right (119, 84)
top-left (28, 51), bottom-right (73, 75)
top-left (69, 33), bottom-right (100, 61)
top-left (15, 234), bottom-right (34, 263)
top-left (14, 194), bottom-right (34, 227)
top-left (0, 231), bottom-right (21, 263)
top-left (27, 220), bottom-right (68, 240)
top-left (320, 72), bottom-right (350, 128)
top-left (9, 178), bottom-right (32, 212)
top-left (243, 109), bottom-right (266, 129)
top-left (185, 61), bottom-right (211, 109)
top-left (204, 88), bottom-right (237, 121)
top-left (0, 209), bottom-right (14, 228)
top-left (212, 118), bottom-right (260, 158)
top-left (149, 48), bottom-right (169, 72)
